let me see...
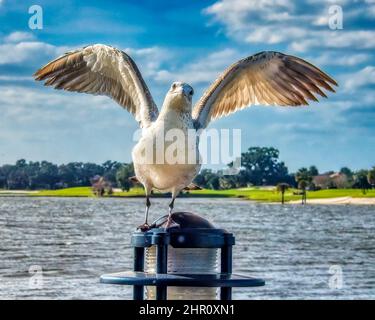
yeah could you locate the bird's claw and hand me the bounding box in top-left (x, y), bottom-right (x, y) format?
top-left (137, 223), bottom-right (151, 232)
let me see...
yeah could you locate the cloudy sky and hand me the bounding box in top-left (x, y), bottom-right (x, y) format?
top-left (0, 0), bottom-right (374, 172)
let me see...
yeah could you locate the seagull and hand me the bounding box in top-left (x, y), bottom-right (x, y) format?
top-left (34, 44), bottom-right (337, 230)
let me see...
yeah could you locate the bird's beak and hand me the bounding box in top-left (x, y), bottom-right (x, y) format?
top-left (182, 87), bottom-right (190, 98)
top-left (182, 85), bottom-right (192, 99)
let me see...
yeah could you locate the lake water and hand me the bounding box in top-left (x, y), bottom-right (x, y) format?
top-left (0, 197), bottom-right (374, 300)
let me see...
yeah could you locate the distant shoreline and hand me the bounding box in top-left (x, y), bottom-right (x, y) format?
top-left (289, 197), bottom-right (375, 205)
top-left (1, 187), bottom-right (375, 205)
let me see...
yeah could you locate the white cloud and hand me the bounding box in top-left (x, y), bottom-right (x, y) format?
top-left (0, 41), bottom-right (70, 65)
top-left (242, 27), bottom-right (375, 52)
top-left (205, 0), bottom-right (375, 52)
top-left (0, 85), bottom-right (138, 165)
top-left (308, 52), bottom-right (371, 67)
top-left (290, 31), bottom-right (375, 52)
top-left (205, 0), bottom-right (294, 29)
top-left (0, 85), bottom-right (124, 125)
top-left (0, 75), bottom-right (32, 81)
top-left (4, 31), bottom-right (35, 43)
top-left (313, 15), bottom-right (329, 27)
top-left (154, 49), bottom-right (241, 85)
top-left (124, 46), bottom-right (173, 78)
top-left (343, 66), bottom-right (375, 90)
top-left (369, 5), bottom-right (375, 16)
top-left (245, 26), bottom-right (306, 44)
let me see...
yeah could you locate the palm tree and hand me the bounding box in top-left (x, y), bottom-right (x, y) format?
top-left (276, 183), bottom-right (290, 204)
top-left (295, 167), bottom-right (313, 185)
top-left (353, 170), bottom-right (369, 194)
top-left (298, 180), bottom-right (308, 205)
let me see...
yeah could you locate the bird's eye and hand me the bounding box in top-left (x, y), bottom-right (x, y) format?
top-left (190, 89), bottom-right (194, 96)
top-left (172, 83), bottom-right (177, 90)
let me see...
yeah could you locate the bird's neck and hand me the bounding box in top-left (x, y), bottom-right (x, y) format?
top-left (159, 107), bottom-right (191, 122)
top-left (158, 102), bottom-right (192, 122)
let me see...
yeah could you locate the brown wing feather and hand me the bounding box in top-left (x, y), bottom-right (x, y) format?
top-left (34, 44), bottom-right (158, 128)
top-left (192, 51), bottom-right (337, 129)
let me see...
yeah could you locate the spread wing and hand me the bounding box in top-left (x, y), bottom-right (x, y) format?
top-left (34, 44), bottom-right (158, 128)
top-left (192, 51), bottom-right (338, 129)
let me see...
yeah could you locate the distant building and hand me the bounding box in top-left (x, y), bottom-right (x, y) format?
top-left (313, 172), bottom-right (348, 189)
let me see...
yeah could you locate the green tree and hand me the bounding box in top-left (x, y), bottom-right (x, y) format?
top-left (0, 165), bottom-right (13, 189)
top-left (353, 170), bottom-right (371, 194)
top-left (102, 160), bottom-right (122, 184)
top-left (207, 176), bottom-right (220, 190)
top-left (7, 169), bottom-right (28, 189)
top-left (340, 167), bottom-right (353, 178)
top-left (219, 176), bottom-right (237, 190)
top-left (58, 163), bottom-right (78, 187)
top-left (367, 167), bottom-right (375, 188)
top-left (116, 163), bottom-right (134, 191)
top-left (308, 165), bottom-right (319, 177)
top-left (240, 147), bottom-right (290, 186)
top-left (37, 161), bottom-right (59, 189)
top-left (194, 169), bottom-right (217, 189)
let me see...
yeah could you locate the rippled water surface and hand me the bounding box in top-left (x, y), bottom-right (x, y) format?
top-left (0, 197), bottom-right (374, 299)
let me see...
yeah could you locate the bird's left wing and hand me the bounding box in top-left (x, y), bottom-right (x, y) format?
top-left (34, 44), bottom-right (158, 128)
top-left (192, 51), bottom-right (337, 130)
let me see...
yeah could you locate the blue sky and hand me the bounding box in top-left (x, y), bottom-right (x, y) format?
top-left (0, 0), bottom-right (374, 172)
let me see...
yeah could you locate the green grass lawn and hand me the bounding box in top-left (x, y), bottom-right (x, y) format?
top-left (191, 187), bottom-right (375, 202)
top-left (35, 187), bottom-right (95, 197)
top-left (29, 186), bottom-right (375, 202)
top-left (34, 187), bottom-right (145, 197)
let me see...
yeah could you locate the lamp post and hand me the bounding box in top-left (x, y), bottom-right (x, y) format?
top-left (100, 212), bottom-right (265, 300)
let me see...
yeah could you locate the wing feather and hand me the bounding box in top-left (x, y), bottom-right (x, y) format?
top-left (192, 51), bottom-right (337, 129)
top-left (34, 44), bottom-right (158, 128)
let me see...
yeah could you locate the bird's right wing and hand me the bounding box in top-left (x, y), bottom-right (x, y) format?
top-left (34, 44), bottom-right (158, 128)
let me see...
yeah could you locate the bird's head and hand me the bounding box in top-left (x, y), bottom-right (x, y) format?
top-left (163, 81), bottom-right (194, 112)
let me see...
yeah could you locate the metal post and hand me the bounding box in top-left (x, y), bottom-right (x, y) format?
top-left (100, 226), bottom-right (264, 301)
top-left (220, 243), bottom-right (233, 300)
top-left (133, 247), bottom-right (144, 300)
top-left (156, 242), bottom-right (168, 300)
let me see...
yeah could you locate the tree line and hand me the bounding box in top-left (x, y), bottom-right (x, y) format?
top-left (0, 147), bottom-right (374, 191)
top-left (0, 159), bottom-right (134, 191)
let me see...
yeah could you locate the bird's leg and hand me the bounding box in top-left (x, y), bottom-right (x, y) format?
top-left (165, 196), bottom-right (180, 229)
top-left (137, 195), bottom-right (151, 231)
top-left (165, 198), bottom-right (175, 229)
top-left (144, 196), bottom-right (151, 225)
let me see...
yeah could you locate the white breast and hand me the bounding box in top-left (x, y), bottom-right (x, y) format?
top-left (132, 110), bottom-right (201, 192)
